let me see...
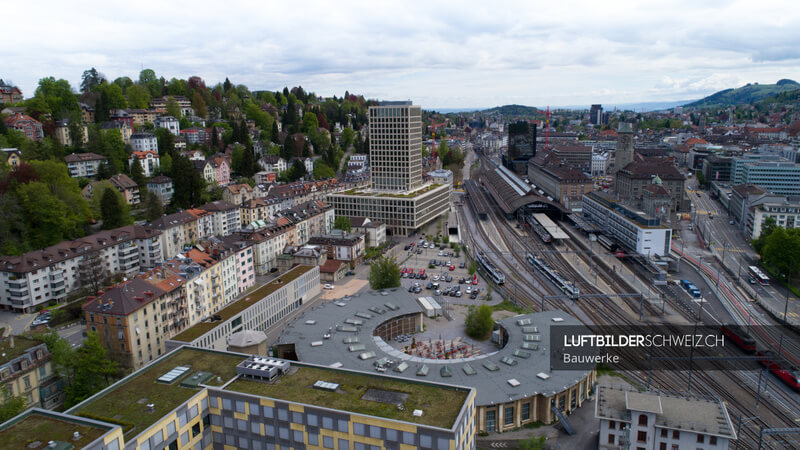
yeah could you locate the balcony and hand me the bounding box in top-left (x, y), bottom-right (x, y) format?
top-left (7, 281), bottom-right (28, 292)
top-left (49, 271), bottom-right (64, 282)
top-left (50, 279), bottom-right (65, 290)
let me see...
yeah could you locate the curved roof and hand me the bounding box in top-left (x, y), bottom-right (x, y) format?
top-left (481, 167), bottom-right (563, 214)
top-left (278, 290), bottom-right (592, 406)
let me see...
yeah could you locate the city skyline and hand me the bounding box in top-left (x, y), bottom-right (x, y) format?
top-left (3, 1), bottom-right (800, 109)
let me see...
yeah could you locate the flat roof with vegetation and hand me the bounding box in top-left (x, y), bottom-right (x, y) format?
top-left (0, 335), bottom-right (44, 365)
top-left (0, 410), bottom-right (114, 449)
top-left (171, 265), bottom-right (314, 343)
top-left (226, 365), bottom-right (469, 429)
top-left (338, 183), bottom-right (444, 199)
top-left (72, 347), bottom-right (244, 438)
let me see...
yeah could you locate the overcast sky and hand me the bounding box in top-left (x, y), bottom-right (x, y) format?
top-left (3, 0), bottom-right (800, 109)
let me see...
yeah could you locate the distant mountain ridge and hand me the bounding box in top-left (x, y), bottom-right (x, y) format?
top-left (685, 80), bottom-right (800, 108)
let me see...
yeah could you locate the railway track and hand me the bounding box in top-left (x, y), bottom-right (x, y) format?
top-left (462, 167), bottom-right (800, 448)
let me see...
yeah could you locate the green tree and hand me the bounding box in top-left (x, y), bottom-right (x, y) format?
top-left (126, 83), bottom-right (151, 109)
top-left (80, 67), bottom-right (105, 93)
top-left (302, 111), bottom-right (319, 136)
top-left (752, 216), bottom-right (778, 255)
top-left (231, 143), bottom-right (245, 174)
top-left (271, 121), bottom-right (280, 144)
top-left (154, 127), bottom-right (175, 156)
top-left (129, 158), bottom-right (146, 188)
top-left (144, 191), bottom-right (164, 221)
top-left (368, 255), bottom-right (401, 290)
top-left (464, 304), bottom-right (493, 339)
top-left (34, 77), bottom-right (80, 118)
top-left (468, 261), bottom-right (478, 276)
top-left (763, 227), bottom-right (800, 283)
top-left (139, 69), bottom-right (161, 97)
top-left (241, 144), bottom-right (256, 177)
top-left (88, 180), bottom-right (130, 223)
top-left (313, 161), bottom-right (335, 179)
top-left (159, 152), bottom-right (173, 176)
top-left (334, 216), bottom-right (352, 232)
top-left (192, 90), bottom-right (207, 118)
top-left (101, 82), bottom-right (127, 110)
top-left (165, 96), bottom-right (181, 119)
top-left (171, 154), bottom-right (204, 208)
top-left (0, 383), bottom-right (27, 423)
top-left (341, 127), bottom-right (354, 149)
top-left (112, 76), bottom-right (134, 92)
top-left (100, 187), bottom-right (126, 229)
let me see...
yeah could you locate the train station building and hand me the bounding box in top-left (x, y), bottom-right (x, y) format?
top-left (278, 290), bottom-right (597, 434)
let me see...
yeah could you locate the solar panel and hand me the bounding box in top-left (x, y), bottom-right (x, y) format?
top-left (342, 337), bottom-right (359, 344)
top-left (500, 356), bottom-right (518, 366)
top-left (521, 326), bottom-right (538, 333)
top-left (513, 349), bottom-right (531, 359)
top-left (517, 318), bottom-right (532, 326)
top-left (523, 334), bottom-right (541, 342)
top-left (157, 366), bottom-right (190, 383)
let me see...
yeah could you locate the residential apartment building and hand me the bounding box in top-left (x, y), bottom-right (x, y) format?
top-left (258, 155), bottom-right (288, 174)
top-left (131, 132), bottom-right (158, 153)
top-left (199, 200), bottom-right (241, 237)
top-left (64, 152), bottom-right (106, 178)
top-left (109, 173), bottom-right (141, 205)
top-left (194, 159), bottom-right (217, 184)
top-left (155, 115), bottom-right (180, 136)
top-left (350, 216), bottom-right (387, 248)
top-left (127, 108), bottom-right (159, 126)
top-left (235, 219), bottom-right (296, 275)
top-left (209, 155), bottom-right (231, 186)
top-left (186, 208), bottom-right (215, 239)
top-left (0, 346), bottom-right (475, 450)
top-left (54, 119), bottom-right (88, 146)
top-left (167, 265), bottom-right (320, 351)
top-left (0, 336), bottom-right (63, 410)
top-left (146, 175), bottom-right (174, 204)
top-left (180, 127), bottom-right (210, 145)
top-left (129, 150), bottom-right (160, 177)
top-left (150, 211), bottom-right (203, 259)
top-left (4, 113), bottom-right (43, 141)
top-left (307, 231), bottom-right (365, 268)
top-left (596, 385), bottom-right (735, 449)
top-left (280, 200), bottom-right (335, 246)
top-left (0, 82), bottom-right (22, 104)
top-left (0, 225), bottom-right (163, 312)
top-left (99, 120), bottom-right (132, 144)
top-left (1, 148), bottom-right (21, 168)
top-left (151, 96), bottom-right (194, 116)
top-left (239, 197), bottom-right (282, 226)
top-left (223, 183), bottom-right (255, 205)
top-left (582, 191), bottom-right (672, 257)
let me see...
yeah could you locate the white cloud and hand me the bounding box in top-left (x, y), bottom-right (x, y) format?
top-left (2, 0), bottom-right (800, 108)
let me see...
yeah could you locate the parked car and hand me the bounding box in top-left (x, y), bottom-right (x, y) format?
top-left (455, 291), bottom-right (463, 298)
top-left (470, 293), bottom-right (478, 299)
top-left (408, 286), bottom-right (415, 293)
top-left (323, 284), bottom-right (335, 290)
top-left (459, 262), bottom-right (466, 269)
top-left (449, 265), bottom-right (455, 271)
top-left (445, 275), bottom-right (453, 282)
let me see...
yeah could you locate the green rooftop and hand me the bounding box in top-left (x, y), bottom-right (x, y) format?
top-left (0, 411), bottom-right (113, 449)
top-left (337, 183), bottom-right (444, 199)
top-left (72, 347), bottom-right (244, 438)
top-left (0, 335), bottom-right (44, 365)
top-left (171, 265), bottom-right (314, 343)
top-left (226, 365), bottom-right (469, 429)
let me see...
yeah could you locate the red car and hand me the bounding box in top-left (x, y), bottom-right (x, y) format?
top-left (472, 274), bottom-right (478, 285)
top-left (408, 268), bottom-right (414, 274)
top-left (419, 268), bottom-right (426, 275)
top-left (449, 265), bottom-right (455, 271)
top-left (401, 267), bottom-right (408, 274)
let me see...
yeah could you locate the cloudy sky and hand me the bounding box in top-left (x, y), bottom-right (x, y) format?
top-left (3, 0), bottom-right (800, 109)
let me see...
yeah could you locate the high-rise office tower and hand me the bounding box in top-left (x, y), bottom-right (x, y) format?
top-left (614, 122), bottom-right (634, 173)
top-left (327, 101), bottom-right (451, 236)
top-left (589, 104), bottom-right (603, 125)
top-left (369, 102), bottom-right (423, 191)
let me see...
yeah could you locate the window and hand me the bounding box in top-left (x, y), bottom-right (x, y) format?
top-left (639, 415), bottom-right (648, 426)
top-left (609, 420), bottom-right (615, 430)
top-left (322, 436), bottom-right (334, 448)
top-left (191, 423), bottom-right (200, 437)
top-left (23, 376), bottom-right (30, 389)
top-left (504, 406), bottom-right (514, 426)
top-left (659, 443), bottom-right (667, 450)
top-left (661, 428), bottom-right (667, 438)
top-left (521, 403), bottom-right (530, 421)
top-left (608, 434), bottom-right (615, 444)
top-left (697, 434), bottom-right (704, 443)
top-left (673, 430), bottom-right (680, 439)
top-left (637, 431), bottom-right (647, 442)
top-left (710, 436), bottom-right (717, 445)
top-left (486, 410), bottom-right (496, 431)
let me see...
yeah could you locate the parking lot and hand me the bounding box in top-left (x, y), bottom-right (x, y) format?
top-left (398, 239), bottom-right (491, 301)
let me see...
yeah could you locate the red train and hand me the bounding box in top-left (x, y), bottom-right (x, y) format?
top-left (755, 350), bottom-right (800, 391)
top-left (721, 326), bottom-right (756, 353)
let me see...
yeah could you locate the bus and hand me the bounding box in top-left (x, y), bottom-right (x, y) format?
top-left (748, 266), bottom-right (770, 285)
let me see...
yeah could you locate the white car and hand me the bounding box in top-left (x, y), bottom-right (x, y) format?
top-left (323, 284), bottom-right (334, 290)
top-left (432, 275), bottom-right (440, 281)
